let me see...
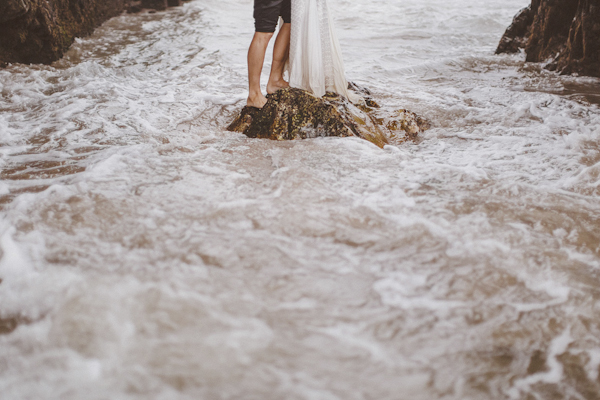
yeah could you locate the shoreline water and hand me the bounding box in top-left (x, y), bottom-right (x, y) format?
top-left (1, 1), bottom-right (599, 399)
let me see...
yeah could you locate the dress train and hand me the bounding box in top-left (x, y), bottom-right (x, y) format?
top-left (288, 0), bottom-right (357, 102)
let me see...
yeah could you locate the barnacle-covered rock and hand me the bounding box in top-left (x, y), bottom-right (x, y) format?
top-left (227, 88), bottom-right (430, 148)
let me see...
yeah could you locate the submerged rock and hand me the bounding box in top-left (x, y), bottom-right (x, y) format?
top-left (227, 88), bottom-right (429, 148)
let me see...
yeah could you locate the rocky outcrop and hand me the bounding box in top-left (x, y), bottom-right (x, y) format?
top-left (558, 0), bottom-right (600, 76)
top-left (496, 0), bottom-right (600, 77)
top-left (0, 0), bottom-right (32, 23)
top-left (0, 0), bottom-right (187, 66)
top-left (495, 6), bottom-right (537, 55)
top-left (143, 0), bottom-right (182, 9)
top-left (141, 0), bottom-right (165, 10)
top-left (227, 88), bottom-right (430, 148)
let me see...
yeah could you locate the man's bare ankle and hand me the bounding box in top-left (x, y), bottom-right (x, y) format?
top-left (247, 92), bottom-right (268, 108)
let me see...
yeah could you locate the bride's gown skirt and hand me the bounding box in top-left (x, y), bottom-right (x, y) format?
top-left (288, 0), bottom-right (353, 100)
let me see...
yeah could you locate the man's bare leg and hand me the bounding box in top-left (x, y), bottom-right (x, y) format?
top-left (247, 31), bottom-right (274, 108)
top-left (267, 22), bottom-right (291, 95)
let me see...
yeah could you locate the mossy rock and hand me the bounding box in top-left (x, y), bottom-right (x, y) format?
top-left (227, 88), bottom-right (429, 148)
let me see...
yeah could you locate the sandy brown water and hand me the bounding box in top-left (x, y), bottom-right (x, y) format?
top-left (1, 1), bottom-right (600, 399)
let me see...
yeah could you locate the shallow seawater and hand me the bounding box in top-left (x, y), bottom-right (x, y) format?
top-left (1, 0), bottom-right (600, 399)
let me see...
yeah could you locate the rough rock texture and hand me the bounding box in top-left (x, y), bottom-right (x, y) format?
top-left (495, 6), bottom-right (537, 54)
top-left (142, 0), bottom-right (167, 11)
top-left (0, 0), bottom-right (32, 23)
top-left (557, 0), bottom-right (600, 76)
top-left (227, 88), bottom-right (430, 148)
top-left (0, 0), bottom-right (187, 66)
top-left (496, 0), bottom-right (600, 77)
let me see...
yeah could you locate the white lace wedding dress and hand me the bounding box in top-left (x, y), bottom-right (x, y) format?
top-left (288, 0), bottom-right (356, 101)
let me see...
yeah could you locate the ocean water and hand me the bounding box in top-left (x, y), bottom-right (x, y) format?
top-left (1, 0), bottom-right (600, 399)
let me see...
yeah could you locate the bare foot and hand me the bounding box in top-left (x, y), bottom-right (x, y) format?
top-left (267, 79), bottom-right (290, 95)
top-left (247, 92), bottom-right (268, 109)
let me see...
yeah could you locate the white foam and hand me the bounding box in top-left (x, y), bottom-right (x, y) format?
top-left (509, 329), bottom-right (574, 398)
top-left (0, 224), bottom-right (33, 280)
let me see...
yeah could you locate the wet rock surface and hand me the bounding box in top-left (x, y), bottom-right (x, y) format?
top-left (141, 0), bottom-right (167, 11)
top-left (0, 0), bottom-right (188, 66)
top-left (495, 6), bottom-right (536, 55)
top-left (497, 0), bottom-right (600, 77)
top-left (0, 0), bottom-right (32, 23)
top-left (227, 88), bottom-right (430, 148)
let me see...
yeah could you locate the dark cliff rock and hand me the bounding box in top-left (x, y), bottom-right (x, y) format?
top-left (143, 0), bottom-right (182, 10)
top-left (0, 0), bottom-right (32, 23)
top-left (0, 0), bottom-right (187, 66)
top-left (141, 0), bottom-right (166, 11)
top-left (227, 88), bottom-right (430, 148)
top-left (495, 6), bottom-right (536, 54)
top-left (557, 0), bottom-right (600, 76)
top-left (496, 0), bottom-right (600, 78)
top-left (0, 0), bottom-right (130, 65)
